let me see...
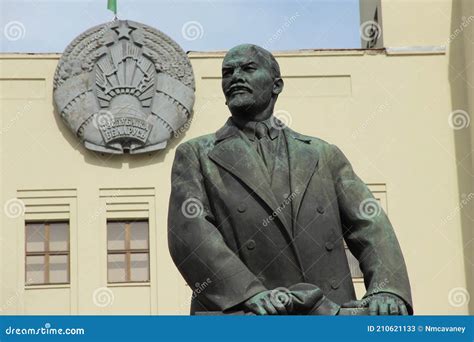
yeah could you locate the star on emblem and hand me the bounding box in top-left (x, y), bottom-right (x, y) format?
top-left (114, 22), bottom-right (133, 40)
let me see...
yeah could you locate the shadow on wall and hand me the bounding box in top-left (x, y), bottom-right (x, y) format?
top-left (448, 0), bottom-right (474, 315)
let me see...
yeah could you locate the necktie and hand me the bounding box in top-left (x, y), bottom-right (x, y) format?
top-left (255, 122), bottom-right (274, 173)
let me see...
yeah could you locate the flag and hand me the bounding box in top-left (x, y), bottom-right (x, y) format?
top-left (107, 0), bottom-right (117, 15)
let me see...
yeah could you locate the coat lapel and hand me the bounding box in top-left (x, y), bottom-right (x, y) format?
top-left (284, 128), bottom-right (319, 227)
top-left (208, 119), bottom-right (293, 240)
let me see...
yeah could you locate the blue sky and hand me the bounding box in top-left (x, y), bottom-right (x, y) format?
top-left (0, 0), bottom-right (361, 53)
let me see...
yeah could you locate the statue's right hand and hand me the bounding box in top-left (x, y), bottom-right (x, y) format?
top-left (243, 290), bottom-right (288, 315)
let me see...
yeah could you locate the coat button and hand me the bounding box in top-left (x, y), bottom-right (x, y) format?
top-left (330, 279), bottom-right (340, 290)
top-left (237, 203), bottom-right (247, 213)
top-left (246, 240), bottom-right (256, 250)
top-left (317, 206), bottom-right (325, 214)
top-left (325, 242), bottom-right (334, 251)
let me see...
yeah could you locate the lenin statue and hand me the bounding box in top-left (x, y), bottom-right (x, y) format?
top-left (168, 44), bottom-right (412, 315)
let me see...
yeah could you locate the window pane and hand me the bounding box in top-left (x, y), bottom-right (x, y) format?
top-left (107, 221), bottom-right (126, 250)
top-left (108, 253), bottom-right (126, 283)
top-left (130, 221), bottom-right (148, 250)
top-left (130, 253), bottom-right (149, 282)
top-left (49, 254), bottom-right (68, 283)
top-left (26, 255), bottom-right (45, 285)
top-left (26, 223), bottom-right (46, 252)
top-left (49, 222), bottom-right (69, 251)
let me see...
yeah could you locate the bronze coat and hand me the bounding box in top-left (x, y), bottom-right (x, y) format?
top-left (168, 118), bottom-right (413, 314)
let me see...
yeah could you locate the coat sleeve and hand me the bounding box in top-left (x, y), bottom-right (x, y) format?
top-left (168, 142), bottom-right (267, 311)
top-left (327, 144), bottom-right (413, 314)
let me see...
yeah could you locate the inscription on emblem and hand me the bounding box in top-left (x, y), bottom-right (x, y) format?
top-left (99, 117), bottom-right (152, 145)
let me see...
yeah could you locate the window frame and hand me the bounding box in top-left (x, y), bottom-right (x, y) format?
top-left (25, 220), bottom-right (70, 286)
top-left (106, 219), bottom-right (150, 284)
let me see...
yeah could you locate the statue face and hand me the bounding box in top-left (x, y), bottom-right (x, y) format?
top-left (222, 46), bottom-right (276, 119)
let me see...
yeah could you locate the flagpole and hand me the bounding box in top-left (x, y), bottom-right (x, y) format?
top-left (107, 0), bottom-right (118, 20)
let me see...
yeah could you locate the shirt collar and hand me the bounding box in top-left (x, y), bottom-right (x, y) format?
top-left (230, 115), bottom-right (280, 141)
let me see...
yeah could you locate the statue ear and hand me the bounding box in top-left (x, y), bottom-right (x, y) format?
top-left (273, 78), bottom-right (284, 95)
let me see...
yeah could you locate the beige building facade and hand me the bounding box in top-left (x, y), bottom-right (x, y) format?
top-left (0, 0), bottom-right (472, 315)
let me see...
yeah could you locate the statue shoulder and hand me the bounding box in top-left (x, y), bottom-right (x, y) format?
top-left (286, 128), bottom-right (332, 150)
top-left (175, 133), bottom-right (217, 154)
top-left (285, 128), bottom-right (342, 165)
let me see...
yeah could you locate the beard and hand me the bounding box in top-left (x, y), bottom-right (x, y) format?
top-left (226, 92), bottom-right (256, 114)
top-left (226, 92), bottom-right (275, 121)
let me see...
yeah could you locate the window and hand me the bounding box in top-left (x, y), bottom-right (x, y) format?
top-left (345, 242), bottom-right (364, 279)
top-left (25, 221), bottom-right (69, 285)
top-left (107, 220), bottom-right (149, 283)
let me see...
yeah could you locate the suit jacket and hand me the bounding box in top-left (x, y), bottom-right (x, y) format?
top-left (168, 118), bottom-right (413, 314)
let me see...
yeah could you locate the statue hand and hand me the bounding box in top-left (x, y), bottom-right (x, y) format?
top-left (243, 290), bottom-right (288, 315)
top-left (367, 293), bottom-right (408, 315)
top-left (341, 293), bottom-right (408, 315)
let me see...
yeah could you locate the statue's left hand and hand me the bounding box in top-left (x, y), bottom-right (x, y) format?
top-left (341, 293), bottom-right (409, 315)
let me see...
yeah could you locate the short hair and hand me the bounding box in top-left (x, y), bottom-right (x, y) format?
top-left (250, 45), bottom-right (281, 79)
top-left (225, 44), bottom-right (281, 79)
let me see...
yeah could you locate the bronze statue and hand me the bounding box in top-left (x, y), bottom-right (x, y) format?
top-left (168, 44), bottom-right (412, 315)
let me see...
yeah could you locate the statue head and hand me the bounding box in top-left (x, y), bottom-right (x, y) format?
top-left (221, 44), bottom-right (283, 121)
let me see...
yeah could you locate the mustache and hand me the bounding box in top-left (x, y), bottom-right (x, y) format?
top-left (225, 83), bottom-right (253, 95)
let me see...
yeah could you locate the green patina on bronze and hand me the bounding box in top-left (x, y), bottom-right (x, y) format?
top-left (168, 44), bottom-right (413, 315)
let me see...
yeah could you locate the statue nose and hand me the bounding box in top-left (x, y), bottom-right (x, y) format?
top-left (232, 73), bottom-right (245, 83)
top-left (231, 67), bottom-right (247, 81)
